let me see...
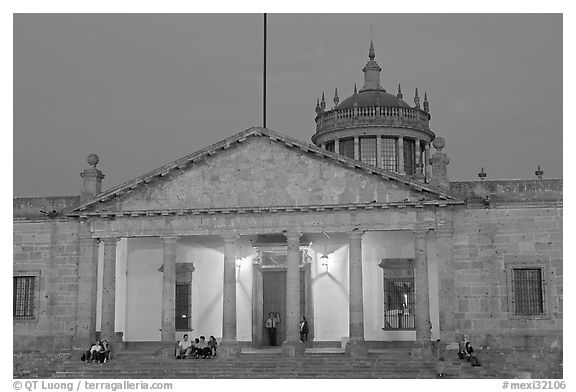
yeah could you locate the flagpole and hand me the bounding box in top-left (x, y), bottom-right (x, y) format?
top-left (263, 13), bottom-right (267, 128)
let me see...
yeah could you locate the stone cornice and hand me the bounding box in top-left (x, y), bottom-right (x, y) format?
top-left (67, 199), bottom-right (463, 218)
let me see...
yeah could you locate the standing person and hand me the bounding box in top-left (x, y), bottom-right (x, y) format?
top-left (176, 334), bottom-right (192, 359)
top-left (299, 316), bottom-right (309, 343)
top-left (273, 313), bottom-right (281, 344)
top-left (265, 312), bottom-right (275, 346)
top-left (208, 336), bottom-right (218, 357)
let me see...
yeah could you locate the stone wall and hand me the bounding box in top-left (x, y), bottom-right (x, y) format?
top-left (13, 219), bottom-right (80, 351)
top-left (14, 196), bottom-right (80, 220)
top-left (450, 179), bottom-right (562, 206)
top-left (442, 204), bottom-right (562, 350)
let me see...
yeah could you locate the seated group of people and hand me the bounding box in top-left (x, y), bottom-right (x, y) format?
top-left (176, 334), bottom-right (217, 359)
top-left (82, 340), bottom-right (111, 363)
top-left (458, 339), bottom-right (480, 366)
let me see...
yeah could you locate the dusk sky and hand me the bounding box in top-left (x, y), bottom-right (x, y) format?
top-left (13, 13), bottom-right (562, 197)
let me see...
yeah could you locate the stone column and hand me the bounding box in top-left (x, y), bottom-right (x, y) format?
top-left (413, 139), bottom-right (425, 182)
top-left (220, 234), bottom-right (240, 357)
top-left (101, 237), bottom-right (119, 342)
top-left (161, 236), bottom-right (178, 349)
top-left (415, 139), bottom-right (421, 168)
top-left (425, 143), bottom-right (431, 181)
top-left (334, 138), bottom-right (340, 154)
top-left (376, 136), bottom-right (382, 169)
top-left (397, 136), bottom-right (405, 175)
top-left (73, 232), bottom-right (99, 351)
top-left (354, 137), bottom-right (360, 160)
top-left (346, 231), bottom-right (368, 357)
top-left (283, 231), bottom-right (304, 357)
top-left (413, 229), bottom-right (433, 357)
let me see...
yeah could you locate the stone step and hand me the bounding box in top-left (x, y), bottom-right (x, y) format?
top-left (56, 349), bottom-right (501, 379)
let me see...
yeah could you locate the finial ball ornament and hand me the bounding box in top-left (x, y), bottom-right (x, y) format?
top-left (432, 137), bottom-right (445, 151)
top-left (87, 154), bottom-right (100, 167)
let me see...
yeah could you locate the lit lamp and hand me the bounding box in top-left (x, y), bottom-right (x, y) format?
top-left (320, 253), bottom-right (329, 271)
top-left (235, 260), bottom-right (241, 280)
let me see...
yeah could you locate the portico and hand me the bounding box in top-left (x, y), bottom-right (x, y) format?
top-left (71, 127), bottom-right (461, 357)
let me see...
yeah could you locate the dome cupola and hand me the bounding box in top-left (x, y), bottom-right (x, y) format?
top-left (311, 40), bottom-right (437, 183)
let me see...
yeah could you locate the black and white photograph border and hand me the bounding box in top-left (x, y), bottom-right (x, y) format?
top-left (6, 2), bottom-right (572, 391)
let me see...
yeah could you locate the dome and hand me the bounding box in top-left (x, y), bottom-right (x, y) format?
top-left (336, 89), bottom-right (411, 110)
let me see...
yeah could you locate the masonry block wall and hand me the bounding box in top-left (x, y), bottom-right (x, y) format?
top-left (13, 219), bottom-right (80, 351)
top-left (444, 205), bottom-right (562, 350)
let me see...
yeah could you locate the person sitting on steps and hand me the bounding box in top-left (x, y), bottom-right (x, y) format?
top-left (99, 340), bottom-right (111, 363)
top-left (86, 340), bottom-right (102, 363)
top-left (208, 336), bottom-right (218, 357)
top-left (197, 336), bottom-right (212, 359)
top-left (176, 334), bottom-right (192, 359)
top-left (192, 338), bottom-right (201, 359)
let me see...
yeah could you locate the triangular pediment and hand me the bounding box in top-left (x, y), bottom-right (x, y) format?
top-left (70, 127), bottom-right (462, 216)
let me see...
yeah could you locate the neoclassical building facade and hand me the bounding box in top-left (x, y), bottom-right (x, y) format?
top-left (13, 42), bottom-right (562, 359)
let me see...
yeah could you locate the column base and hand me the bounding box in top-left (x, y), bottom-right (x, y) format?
top-left (281, 340), bottom-right (305, 357)
top-left (412, 172), bottom-right (425, 183)
top-left (345, 338), bottom-right (368, 358)
top-left (411, 339), bottom-right (434, 359)
top-left (158, 341), bottom-right (177, 360)
top-left (218, 341), bottom-right (240, 359)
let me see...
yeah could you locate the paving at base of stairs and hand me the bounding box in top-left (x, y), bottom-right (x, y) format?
top-left (50, 347), bottom-right (540, 379)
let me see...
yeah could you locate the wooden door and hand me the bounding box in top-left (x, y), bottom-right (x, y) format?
top-left (262, 270), bottom-right (306, 346)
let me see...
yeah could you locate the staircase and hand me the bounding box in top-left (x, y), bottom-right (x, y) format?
top-left (53, 347), bottom-right (438, 379)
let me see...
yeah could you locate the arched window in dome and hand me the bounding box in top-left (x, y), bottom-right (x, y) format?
top-left (359, 137), bottom-right (377, 167)
top-left (403, 139), bottom-right (416, 175)
top-left (381, 137), bottom-right (397, 172)
top-left (339, 138), bottom-right (354, 159)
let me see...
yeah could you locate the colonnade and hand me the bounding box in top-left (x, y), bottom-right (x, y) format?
top-left (80, 228), bottom-right (436, 357)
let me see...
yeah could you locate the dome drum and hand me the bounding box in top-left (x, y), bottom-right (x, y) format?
top-left (313, 105), bottom-right (431, 143)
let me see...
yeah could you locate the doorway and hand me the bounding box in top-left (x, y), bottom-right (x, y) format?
top-left (261, 270), bottom-right (306, 346)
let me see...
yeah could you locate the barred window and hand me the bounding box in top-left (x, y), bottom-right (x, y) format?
top-left (512, 268), bottom-right (544, 315)
top-left (381, 137), bottom-right (397, 171)
top-left (403, 139), bottom-right (416, 175)
top-left (175, 283), bottom-right (192, 330)
top-left (325, 141), bottom-right (335, 152)
top-left (339, 138), bottom-right (354, 159)
top-left (359, 137), bottom-right (377, 166)
top-left (14, 276), bottom-right (35, 320)
top-left (383, 277), bottom-right (415, 329)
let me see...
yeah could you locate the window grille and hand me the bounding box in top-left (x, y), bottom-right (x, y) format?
top-left (359, 137), bottom-right (377, 166)
top-left (175, 283), bottom-right (191, 330)
top-left (325, 141), bottom-right (335, 152)
top-left (13, 276), bottom-right (35, 320)
top-left (512, 268), bottom-right (544, 315)
top-left (339, 139), bottom-right (355, 159)
top-left (381, 137), bottom-right (397, 171)
top-left (383, 277), bottom-right (415, 329)
top-left (403, 139), bottom-right (416, 175)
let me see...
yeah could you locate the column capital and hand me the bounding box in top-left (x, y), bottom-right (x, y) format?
top-left (161, 236), bottom-right (179, 244)
top-left (100, 237), bottom-right (119, 246)
top-left (412, 228), bottom-right (430, 239)
top-left (222, 234), bottom-right (240, 244)
top-left (348, 229), bottom-right (365, 240)
top-left (283, 231), bottom-right (302, 242)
